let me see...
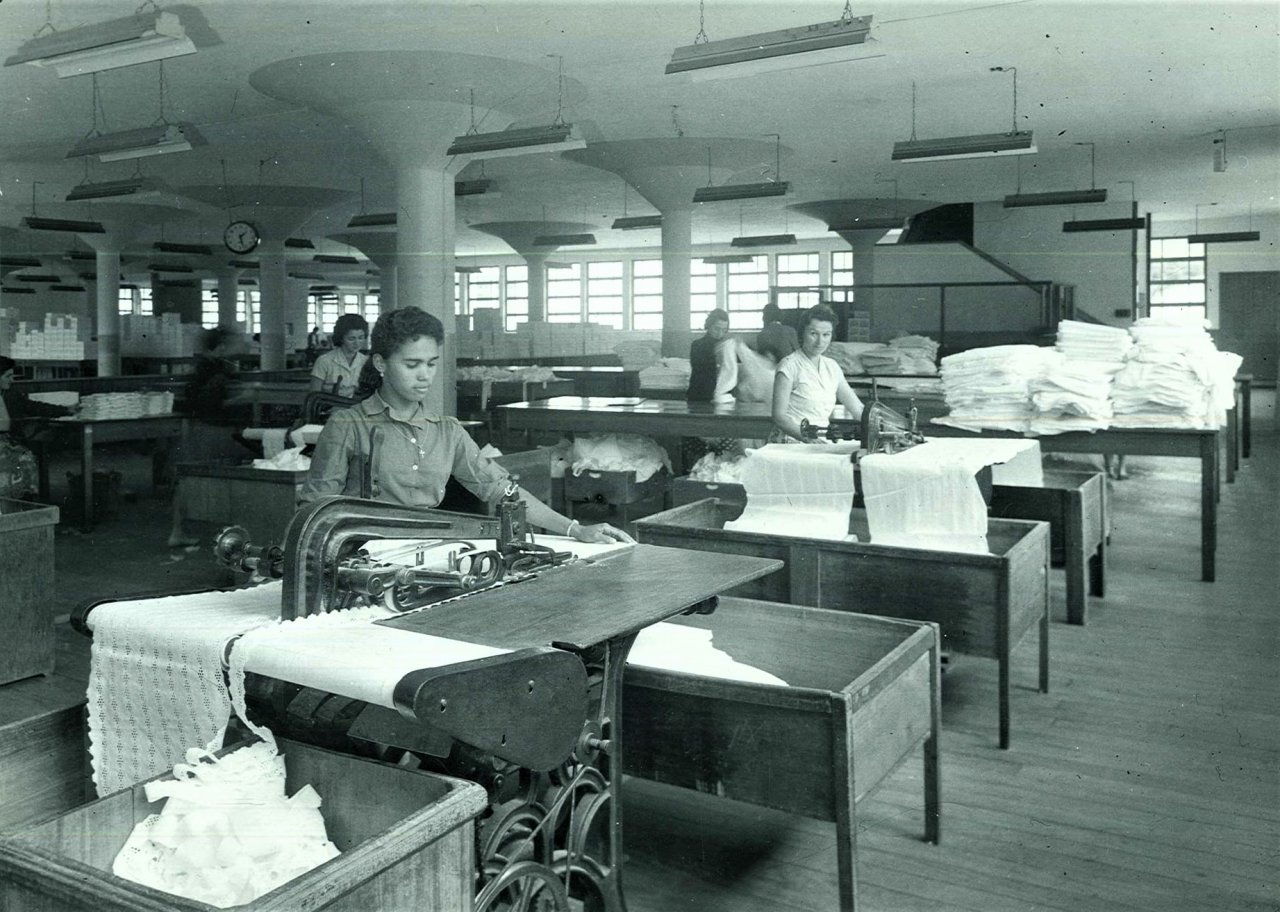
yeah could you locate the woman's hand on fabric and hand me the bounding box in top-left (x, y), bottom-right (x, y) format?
top-left (572, 522), bottom-right (635, 544)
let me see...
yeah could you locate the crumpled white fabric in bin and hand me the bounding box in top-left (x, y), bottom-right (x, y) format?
top-left (112, 741), bottom-right (341, 908)
top-left (570, 433), bottom-right (671, 483)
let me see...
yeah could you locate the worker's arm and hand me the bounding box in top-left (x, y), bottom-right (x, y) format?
top-left (516, 486), bottom-right (634, 544)
top-left (712, 339), bottom-right (738, 403)
top-left (835, 374), bottom-right (866, 422)
top-left (771, 371), bottom-right (810, 442)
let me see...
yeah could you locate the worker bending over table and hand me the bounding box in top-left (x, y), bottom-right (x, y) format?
top-left (771, 304), bottom-right (866, 442)
top-left (0, 355), bottom-right (76, 499)
top-left (309, 313), bottom-right (369, 398)
top-left (301, 307), bottom-right (633, 545)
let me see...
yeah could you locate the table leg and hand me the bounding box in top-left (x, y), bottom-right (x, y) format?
top-left (1201, 433), bottom-right (1217, 583)
top-left (997, 611), bottom-right (1011, 750)
top-left (1241, 381), bottom-right (1251, 458)
top-left (1226, 409), bottom-right (1237, 483)
top-left (1089, 544), bottom-right (1106, 598)
top-left (80, 425), bottom-right (94, 532)
top-left (924, 636), bottom-right (941, 846)
top-left (832, 707), bottom-right (860, 912)
top-left (34, 440), bottom-right (51, 503)
top-left (1065, 492), bottom-right (1087, 625)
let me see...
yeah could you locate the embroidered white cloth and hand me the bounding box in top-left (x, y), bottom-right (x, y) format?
top-left (627, 622), bottom-right (787, 686)
top-left (724, 443), bottom-right (859, 541)
top-left (86, 585), bottom-right (283, 796)
top-left (860, 438), bottom-right (1042, 554)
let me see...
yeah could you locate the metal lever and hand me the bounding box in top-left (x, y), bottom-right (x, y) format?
top-left (213, 526), bottom-right (285, 578)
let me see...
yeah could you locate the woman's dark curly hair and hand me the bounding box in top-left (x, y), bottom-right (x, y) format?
top-left (802, 303), bottom-right (839, 332)
top-left (355, 308), bottom-right (445, 399)
top-left (330, 313), bottom-right (368, 346)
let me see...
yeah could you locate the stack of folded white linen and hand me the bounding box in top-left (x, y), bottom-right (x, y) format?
top-left (888, 334), bottom-right (940, 372)
top-left (1111, 318), bottom-right (1242, 428)
top-left (1027, 321), bottom-right (1133, 434)
top-left (570, 433), bottom-right (671, 482)
top-left (935, 345), bottom-right (1057, 432)
top-left (638, 357), bottom-right (692, 390)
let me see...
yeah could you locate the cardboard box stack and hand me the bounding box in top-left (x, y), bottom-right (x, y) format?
top-left (11, 313), bottom-right (89, 360)
top-left (120, 313), bottom-right (204, 357)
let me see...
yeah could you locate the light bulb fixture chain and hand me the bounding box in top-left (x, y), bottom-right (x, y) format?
top-left (694, 0), bottom-right (709, 44)
top-left (989, 65), bottom-right (1018, 133)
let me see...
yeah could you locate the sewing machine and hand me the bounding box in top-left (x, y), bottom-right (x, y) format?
top-left (75, 494), bottom-right (780, 912)
top-left (801, 397), bottom-right (926, 455)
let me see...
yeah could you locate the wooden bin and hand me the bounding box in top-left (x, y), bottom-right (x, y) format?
top-left (0, 498), bottom-right (59, 686)
top-left (624, 597), bottom-right (941, 912)
top-left (0, 738), bottom-right (487, 912)
top-left (177, 461), bottom-right (305, 545)
top-left (991, 469), bottom-right (1108, 625)
top-left (564, 469), bottom-right (670, 527)
top-left (635, 499), bottom-right (1050, 749)
top-left (671, 476), bottom-right (745, 509)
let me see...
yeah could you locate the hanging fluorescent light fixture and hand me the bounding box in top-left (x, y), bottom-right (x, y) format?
top-left (893, 69), bottom-right (1036, 163)
top-left (455, 179), bottom-right (493, 196)
top-left (314, 255), bottom-right (361, 265)
top-left (66, 175), bottom-right (164, 201)
top-left (67, 122), bottom-right (204, 162)
top-left (346, 212), bottom-right (395, 228)
top-left (309, 285), bottom-right (339, 292)
top-left (731, 233), bottom-right (797, 247)
top-left (455, 265), bottom-right (483, 274)
top-left (702, 254), bottom-right (755, 264)
top-left (64, 251), bottom-right (96, 261)
top-left (665, 11), bottom-right (875, 78)
top-left (447, 70), bottom-right (583, 159)
top-left (4, 10), bottom-right (196, 78)
top-left (1005, 142), bottom-right (1107, 207)
top-left (289, 272), bottom-right (325, 281)
top-left (154, 241), bottom-right (211, 255)
top-left (24, 216), bottom-right (105, 233)
top-left (14, 274), bottom-right (61, 283)
top-left (1061, 217), bottom-right (1145, 233)
top-left (147, 263), bottom-right (193, 273)
top-left (1, 256), bottom-right (42, 268)
top-left (285, 238), bottom-right (315, 249)
top-left (611, 215), bottom-right (663, 230)
top-left (229, 259), bottom-right (259, 269)
top-left (532, 233), bottom-right (597, 247)
top-left (238, 278), bottom-right (257, 286)
top-left (51, 284), bottom-right (87, 292)
top-left (1186, 231), bottom-right (1260, 244)
top-left (695, 181), bottom-right (790, 203)
top-left (0, 287), bottom-right (36, 295)
top-left (545, 262), bottom-right (576, 270)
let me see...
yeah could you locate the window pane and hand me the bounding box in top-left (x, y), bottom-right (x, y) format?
top-left (634, 259), bottom-right (662, 277)
top-left (587, 261), bottom-right (623, 278)
top-left (1150, 282), bottom-right (1205, 305)
top-left (1150, 304), bottom-right (1207, 326)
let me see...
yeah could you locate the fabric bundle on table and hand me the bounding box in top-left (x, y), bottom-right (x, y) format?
top-left (1111, 318), bottom-right (1242, 429)
top-left (860, 438), bottom-right (1042, 554)
top-left (72, 391), bottom-right (173, 421)
top-left (935, 345), bottom-right (1057, 433)
top-left (639, 357), bottom-right (692, 391)
top-left (570, 433), bottom-right (671, 482)
top-left (723, 443), bottom-right (859, 541)
top-left (1054, 319), bottom-right (1134, 364)
top-left (1027, 320), bottom-right (1134, 434)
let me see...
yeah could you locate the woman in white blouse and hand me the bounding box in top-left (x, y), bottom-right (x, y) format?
top-left (771, 304), bottom-right (865, 442)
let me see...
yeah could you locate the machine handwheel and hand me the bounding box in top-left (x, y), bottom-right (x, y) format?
top-left (474, 859), bottom-right (570, 912)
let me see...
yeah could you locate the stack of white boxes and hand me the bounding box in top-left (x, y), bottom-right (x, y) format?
top-left (11, 314), bottom-right (88, 360)
top-left (455, 324), bottom-right (664, 362)
top-left (0, 308), bottom-right (14, 357)
top-left (120, 314), bottom-right (204, 357)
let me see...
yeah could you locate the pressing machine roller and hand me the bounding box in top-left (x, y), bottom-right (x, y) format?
top-left (801, 397), bottom-right (927, 455)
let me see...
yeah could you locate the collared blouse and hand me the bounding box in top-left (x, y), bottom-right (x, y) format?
top-left (299, 390), bottom-right (510, 508)
top-left (310, 349), bottom-right (369, 398)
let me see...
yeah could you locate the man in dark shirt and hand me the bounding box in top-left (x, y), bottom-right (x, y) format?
top-left (687, 309), bottom-right (731, 403)
top-left (756, 303), bottom-right (799, 364)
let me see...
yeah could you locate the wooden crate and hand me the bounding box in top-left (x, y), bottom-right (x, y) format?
top-left (177, 461), bottom-right (305, 545)
top-left (991, 469), bottom-right (1108, 625)
top-left (0, 499), bottom-right (59, 686)
top-left (671, 476), bottom-right (745, 508)
top-left (624, 597), bottom-right (940, 912)
top-left (0, 737), bottom-right (487, 912)
top-left (564, 469), bottom-right (670, 527)
top-left (635, 499), bottom-right (1050, 749)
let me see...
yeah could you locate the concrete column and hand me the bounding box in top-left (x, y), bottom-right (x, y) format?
top-left (216, 269), bottom-right (240, 331)
top-left (258, 244), bottom-right (287, 370)
top-left (95, 249), bottom-right (121, 376)
top-left (525, 253), bottom-right (548, 323)
top-left (838, 233), bottom-right (879, 332)
top-left (372, 258), bottom-right (396, 313)
top-left (660, 207), bottom-right (693, 358)
top-left (396, 164), bottom-right (456, 417)
top-left (286, 277), bottom-right (310, 351)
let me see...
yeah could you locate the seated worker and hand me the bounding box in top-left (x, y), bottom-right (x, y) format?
top-left (310, 314), bottom-right (368, 398)
top-left (756, 303), bottom-right (799, 364)
top-left (771, 304), bottom-right (866, 443)
top-left (300, 307), bottom-right (633, 546)
top-left (0, 356), bottom-right (75, 499)
top-left (687, 309), bottom-right (736, 404)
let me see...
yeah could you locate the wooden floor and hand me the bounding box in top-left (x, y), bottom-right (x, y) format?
top-left (2, 431), bottom-right (1276, 911)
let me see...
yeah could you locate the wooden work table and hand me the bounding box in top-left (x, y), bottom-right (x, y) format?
top-left (501, 396), bottom-right (1222, 583)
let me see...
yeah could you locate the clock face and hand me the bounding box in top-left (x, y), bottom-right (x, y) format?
top-left (223, 220), bottom-right (260, 254)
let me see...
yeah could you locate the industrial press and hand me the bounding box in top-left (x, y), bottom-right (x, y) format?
top-left (75, 494), bottom-right (780, 912)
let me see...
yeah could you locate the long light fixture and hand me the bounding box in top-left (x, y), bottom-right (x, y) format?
top-left (64, 250), bottom-right (96, 261)
top-left (154, 241), bottom-right (210, 255)
top-left (4, 10), bottom-right (195, 78)
top-left (0, 287), bottom-right (36, 295)
top-left (51, 284), bottom-right (87, 292)
top-left (1005, 142), bottom-right (1107, 208)
top-left (346, 212), bottom-right (395, 228)
top-left (694, 181), bottom-right (790, 203)
top-left (1187, 230), bottom-right (1260, 244)
top-left (532, 233), bottom-right (597, 247)
top-left (665, 11), bottom-right (875, 78)
top-left (314, 254), bottom-right (361, 265)
top-left (702, 254), bottom-right (755, 264)
top-left (612, 214), bottom-right (663, 230)
top-left (731, 233), bottom-right (797, 247)
top-left (829, 216), bottom-right (905, 231)
top-left (229, 259), bottom-right (259, 269)
top-left (66, 175), bottom-right (164, 201)
top-left (14, 274), bottom-right (61, 283)
top-left (285, 238), bottom-right (315, 249)
top-left (289, 272), bottom-right (325, 281)
top-left (456, 265), bottom-right (483, 274)
top-left (455, 179), bottom-right (493, 197)
top-left (24, 216), bottom-right (105, 233)
top-left (147, 263), bottom-right (193, 273)
top-left (447, 123), bottom-right (583, 158)
top-left (1061, 217), bottom-right (1145, 233)
top-left (67, 123), bottom-right (203, 162)
top-left (893, 69), bottom-right (1036, 163)
top-left (1, 256), bottom-right (42, 268)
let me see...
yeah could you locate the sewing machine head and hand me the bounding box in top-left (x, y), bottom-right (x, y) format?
top-left (800, 398), bottom-right (926, 456)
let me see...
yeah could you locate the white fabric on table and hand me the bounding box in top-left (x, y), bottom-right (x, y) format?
top-left (724, 442), bottom-right (858, 541)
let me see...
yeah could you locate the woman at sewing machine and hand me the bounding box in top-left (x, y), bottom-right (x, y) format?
top-left (309, 313), bottom-right (368, 398)
top-left (770, 304), bottom-right (866, 443)
top-left (300, 307), bottom-right (633, 544)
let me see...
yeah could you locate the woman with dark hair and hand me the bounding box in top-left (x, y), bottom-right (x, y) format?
top-left (771, 304), bottom-right (865, 442)
top-left (687, 308), bottom-right (734, 403)
top-left (309, 313), bottom-right (368, 397)
top-left (301, 308), bottom-right (632, 544)
top-left (0, 355), bottom-right (75, 499)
